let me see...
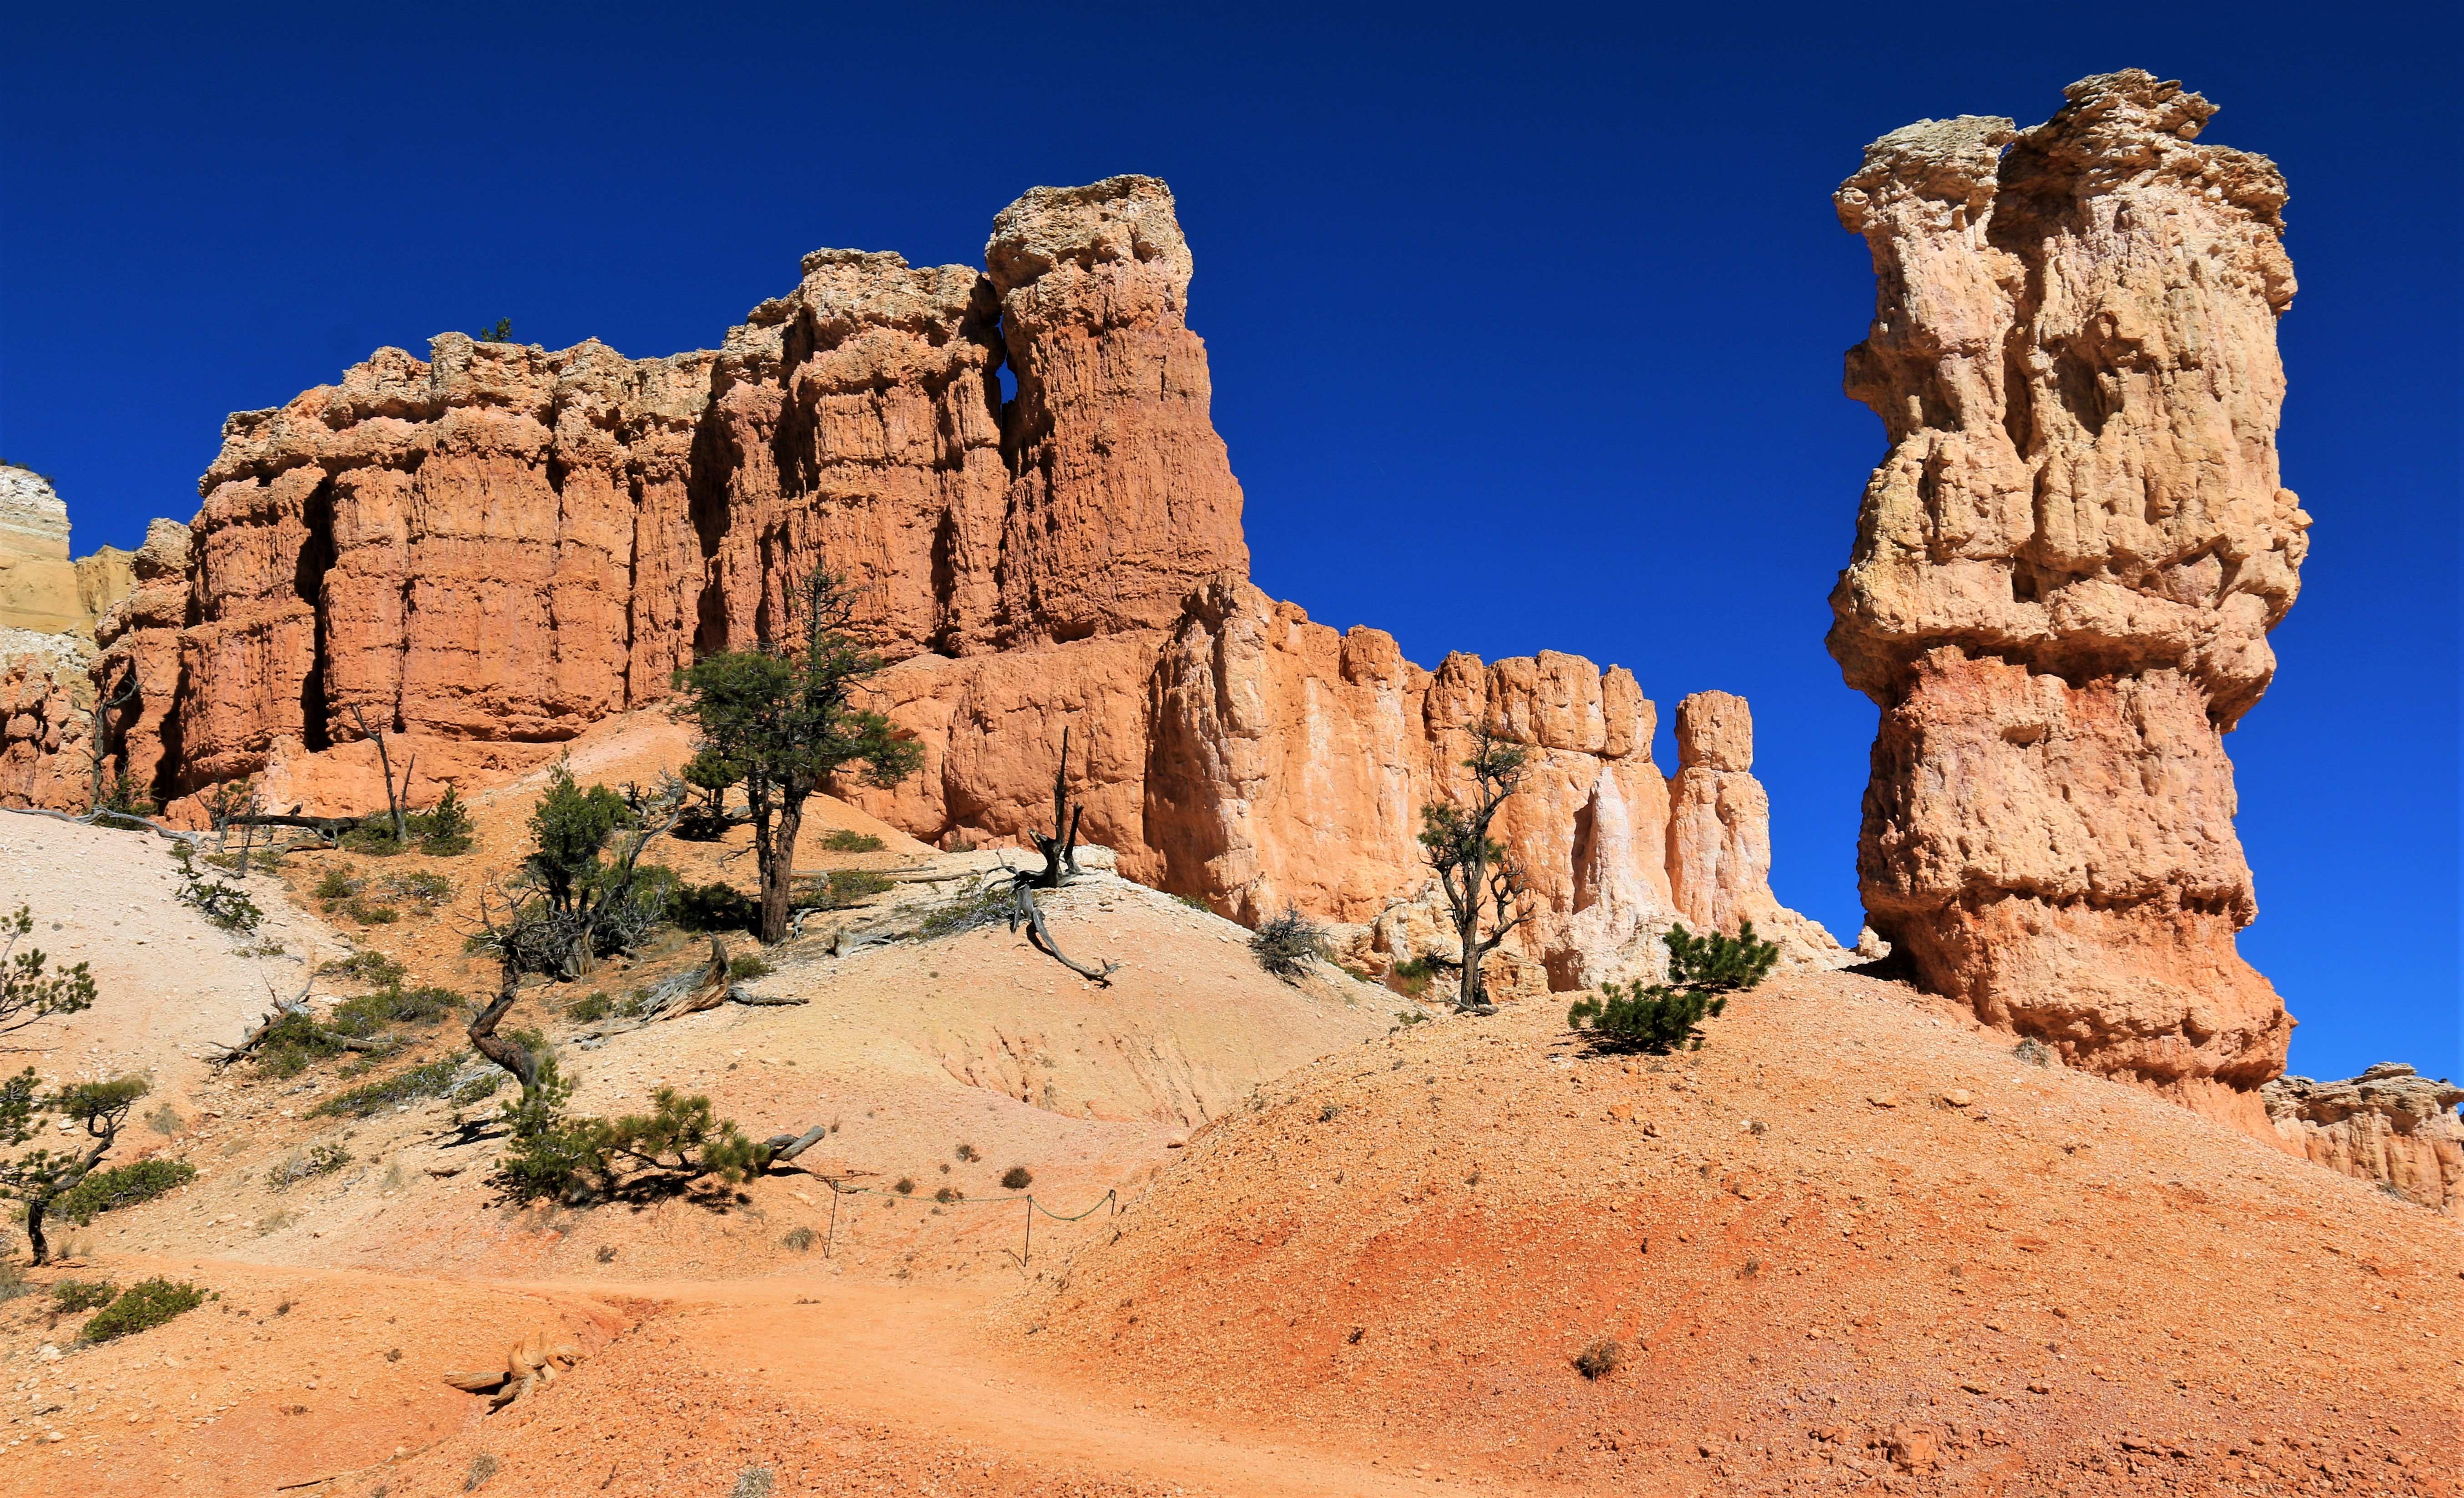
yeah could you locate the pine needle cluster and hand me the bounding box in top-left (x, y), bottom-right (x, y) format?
top-left (1567, 921), bottom-right (1780, 1053)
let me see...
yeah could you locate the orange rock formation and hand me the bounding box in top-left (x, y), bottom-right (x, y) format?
top-left (56, 177), bottom-right (1829, 987)
top-left (0, 464), bottom-right (147, 809)
top-left (1830, 71), bottom-right (2306, 1127)
top-left (2264, 1064), bottom-right (2464, 1213)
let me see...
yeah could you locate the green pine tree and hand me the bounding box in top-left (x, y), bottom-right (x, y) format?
top-left (1567, 921), bottom-right (1779, 1053)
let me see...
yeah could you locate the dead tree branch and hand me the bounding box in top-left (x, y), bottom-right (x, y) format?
top-left (209, 978), bottom-right (387, 1067)
top-left (991, 728), bottom-right (1117, 984)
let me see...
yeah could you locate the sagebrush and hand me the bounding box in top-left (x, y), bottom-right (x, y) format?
top-left (1249, 908), bottom-right (1328, 982)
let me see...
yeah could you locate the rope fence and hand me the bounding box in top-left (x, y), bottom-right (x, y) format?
top-left (811, 1175), bottom-right (1119, 1267)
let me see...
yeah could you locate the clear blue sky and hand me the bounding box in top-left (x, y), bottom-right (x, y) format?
top-left (4, 3), bottom-right (2454, 1082)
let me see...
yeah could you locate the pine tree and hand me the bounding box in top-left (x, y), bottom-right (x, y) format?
top-left (1416, 726), bottom-right (1530, 1013)
top-left (673, 569), bottom-right (920, 944)
top-left (1567, 921), bottom-right (1780, 1053)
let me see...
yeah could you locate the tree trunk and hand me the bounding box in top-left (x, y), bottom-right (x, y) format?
top-left (467, 961), bottom-right (540, 1093)
top-left (353, 706), bottom-right (407, 842)
top-left (760, 796), bottom-right (803, 945)
top-left (24, 1198), bottom-right (49, 1266)
top-left (1459, 842), bottom-right (1487, 1012)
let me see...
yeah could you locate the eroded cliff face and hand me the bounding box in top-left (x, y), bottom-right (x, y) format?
top-left (1830, 71), bottom-right (2305, 1127)
top-left (0, 464), bottom-right (146, 809)
top-left (2264, 1065), bottom-right (2464, 1214)
top-left (58, 175), bottom-right (1828, 988)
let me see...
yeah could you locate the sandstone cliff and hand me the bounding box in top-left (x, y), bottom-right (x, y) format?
top-left (49, 176), bottom-right (1829, 988)
top-left (1830, 71), bottom-right (2304, 1128)
top-left (0, 464), bottom-right (147, 810)
top-left (2264, 1064), bottom-right (2464, 1213)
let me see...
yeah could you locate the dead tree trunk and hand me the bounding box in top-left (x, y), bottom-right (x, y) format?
top-left (1000, 728), bottom-right (1116, 984)
top-left (350, 705), bottom-right (410, 842)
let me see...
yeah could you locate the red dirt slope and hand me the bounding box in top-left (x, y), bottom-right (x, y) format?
top-left (1014, 970), bottom-right (2463, 1495)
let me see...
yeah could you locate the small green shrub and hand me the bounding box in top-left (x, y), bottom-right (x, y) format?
top-left (1389, 954), bottom-right (1438, 997)
top-left (954, 1143), bottom-right (980, 1162)
top-left (934, 1185), bottom-right (961, 1204)
top-left (472, 318), bottom-right (512, 343)
top-left (325, 948), bottom-right (407, 987)
top-left (101, 773), bottom-right (155, 817)
top-left (328, 985), bottom-right (457, 1034)
top-left (565, 991), bottom-right (613, 1024)
top-left (53, 1159), bottom-right (196, 1224)
top-left (727, 954), bottom-right (774, 981)
top-left (380, 871), bottom-right (453, 910)
top-left (1250, 907), bottom-right (1328, 981)
top-left (798, 869), bottom-right (893, 910)
top-left (315, 869), bottom-right (362, 903)
top-left (668, 880), bottom-right (758, 933)
top-left (818, 828), bottom-right (884, 853)
top-left (1568, 984), bottom-right (1727, 1053)
top-left (1000, 1166), bottom-right (1033, 1190)
top-left (407, 785), bottom-right (474, 855)
top-left (51, 1278), bottom-right (118, 1313)
top-left (497, 1070), bottom-right (764, 1205)
top-left (343, 898), bottom-right (400, 925)
top-left (893, 1177), bottom-right (914, 1195)
top-left (1172, 893), bottom-right (1211, 913)
top-left (81, 1279), bottom-right (205, 1342)
top-left (781, 1226), bottom-right (816, 1252)
top-left (339, 817), bottom-right (406, 857)
top-left (915, 882), bottom-right (1009, 938)
top-left (312, 1054), bottom-right (472, 1118)
top-left (172, 845), bottom-right (263, 932)
top-left (1567, 922), bottom-right (1778, 1054)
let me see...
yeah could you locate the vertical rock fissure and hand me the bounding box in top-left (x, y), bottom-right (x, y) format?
top-left (296, 474), bottom-right (337, 752)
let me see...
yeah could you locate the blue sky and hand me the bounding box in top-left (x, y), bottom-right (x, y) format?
top-left (4, 2), bottom-right (2454, 1081)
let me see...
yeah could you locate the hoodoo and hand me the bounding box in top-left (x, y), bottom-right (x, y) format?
top-left (35, 177), bottom-right (1837, 989)
top-left (1829, 71), bottom-right (2306, 1129)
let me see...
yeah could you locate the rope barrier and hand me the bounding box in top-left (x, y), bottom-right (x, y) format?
top-left (812, 1177), bottom-right (1119, 1265)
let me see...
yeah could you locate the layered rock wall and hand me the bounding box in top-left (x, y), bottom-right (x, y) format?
top-left (2264, 1065), bottom-right (2464, 1213)
top-left (52, 175), bottom-right (1828, 987)
top-left (1830, 71), bottom-right (2306, 1127)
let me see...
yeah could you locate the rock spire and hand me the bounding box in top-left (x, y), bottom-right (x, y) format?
top-left (1830, 71), bottom-right (2306, 1128)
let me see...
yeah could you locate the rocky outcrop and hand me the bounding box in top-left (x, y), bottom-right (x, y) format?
top-left (0, 466), bottom-right (138, 640)
top-left (1829, 71), bottom-right (2305, 1129)
top-left (2265, 1064), bottom-right (2464, 1213)
top-left (1, 466), bottom-right (92, 637)
top-left (0, 465), bottom-right (149, 811)
top-left (0, 630), bottom-right (96, 809)
top-left (91, 519), bottom-right (194, 801)
top-left (61, 175), bottom-right (1828, 987)
top-left (1665, 691), bottom-right (1840, 966)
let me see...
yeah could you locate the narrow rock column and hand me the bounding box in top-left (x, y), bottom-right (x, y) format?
top-left (1829, 71), bottom-right (2307, 1130)
top-left (1665, 691), bottom-right (1771, 938)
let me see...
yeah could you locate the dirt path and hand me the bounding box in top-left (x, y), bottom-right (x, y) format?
top-left (7, 1256), bottom-right (1497, 1498)
top-left (477, 1273), bottom-right (1478, 1497)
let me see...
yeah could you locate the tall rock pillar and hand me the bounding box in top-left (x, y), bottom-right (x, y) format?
top-left (1828, 71), bottom-right (2307, 1130)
